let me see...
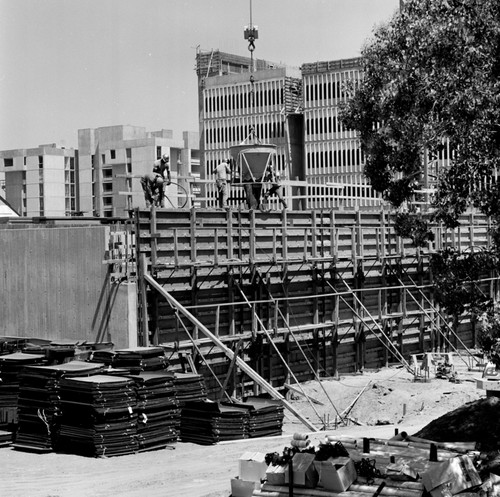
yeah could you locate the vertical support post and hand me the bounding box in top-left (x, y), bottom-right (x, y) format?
top-left (189, 208), bottom-right (199, 342)
top-left (227, 209), bottom-right (233, 260)
top-left (138, 253), bottom-right (150, 346)
top-left (249, 210), bottom-right (256, 264)
top-left (214, 228), bottom-right (219, 267)
top-left (281, 210), bottom-right (290, 327)
top-left (273, 300), bottom-right (279, 336)
top-left (311, 213), bottom-right (317, 260)
top-left (191, 266), bottom-right (199, 341)
top-left (417, 246), bottom-right (426, 352)
top-left (272, 228), bottom-right (277, 264)
top-left (380, 212), bottom-right (388, 366)
top-left (284, 332), bottom-right (291, 385)
top-left (228, 271), bottom-right (235, 336)
top-left (313, 329), bottom-right (320, 377)
top-left (331, 326), bottom-right (339, 379)
top-left (398, 317), bottom-right (404, 358)
top-left (303, 228), bottom-right (309, 262)
top-left (190, 208), bottom-right (197, 263)
top-left (173, 228), bottom-right (179, 269)
top-left (150, 208), bottom-right (158, 266)
top-left (215, 305), bottom-right (220, 338)
top-left (382, 319), bottom-right (389, 367)
top-left (267, 334), bottom-right (273, 384)
top-left (282, 209), bottom-right (288, 263)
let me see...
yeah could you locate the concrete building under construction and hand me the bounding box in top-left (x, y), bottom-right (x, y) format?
top-left (0, 47), bottom-right (488, 405)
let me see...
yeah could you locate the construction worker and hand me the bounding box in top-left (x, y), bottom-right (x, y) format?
top-left (140, 172), bottom-right (164, 208)
top-left (213, 158), bottom-right (231, 209)
top-left (262, 164), bottom-right (287, 209)
top-left (153, 154), bottom-right (172, 185)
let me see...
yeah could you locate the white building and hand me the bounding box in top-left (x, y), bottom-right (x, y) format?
top-left (78, 125), bottom-right (200, 217)
top-left (0, 144), bottom-right (78, 217)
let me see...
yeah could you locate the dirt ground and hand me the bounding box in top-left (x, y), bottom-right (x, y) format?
top-left (0, 363), bottom-right (484, 497)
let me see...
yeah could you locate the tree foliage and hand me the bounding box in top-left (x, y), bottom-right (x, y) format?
top-left (429, 247), bottom-right (497, 316)
top-left (341, 0), bottom-right (500, 227)
top-left (393, 211), bottom-right (435, 247)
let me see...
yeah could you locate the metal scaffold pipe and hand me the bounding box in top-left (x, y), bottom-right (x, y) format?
top-left (144, 273), bottom-right (320, 432)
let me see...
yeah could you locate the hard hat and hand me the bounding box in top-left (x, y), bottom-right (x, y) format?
top-left (162, 154), bottom-right (169, 162)
top-left (155, 175), bottom-right (164, 185)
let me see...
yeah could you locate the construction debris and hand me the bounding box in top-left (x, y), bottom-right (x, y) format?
top-left (230, 431), bottom-right (497, 497)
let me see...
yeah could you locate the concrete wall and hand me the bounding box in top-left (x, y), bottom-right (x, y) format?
top-left (0, 225), bottom-right (136, 348)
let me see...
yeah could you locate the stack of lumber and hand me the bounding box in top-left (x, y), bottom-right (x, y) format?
top-left (14, 361), bottom-right (104, 452)
top-left (180, 400), bottom-right (249, 444)
top-left (57, 374), bottom-right (138, 457)
top-left (130, 372), bottom-right (180, 451)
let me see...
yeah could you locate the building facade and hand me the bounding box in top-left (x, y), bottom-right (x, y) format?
top-left (196, 50), bottom-right (383, 210)
top-left (77, 125), bottom-right (200, 217)
top-left (196, 49), bottom-right (303, 208)
top-left (301, 58), bottom-right (382, 209)
top-left (0, 144), bottom-right (78, 217)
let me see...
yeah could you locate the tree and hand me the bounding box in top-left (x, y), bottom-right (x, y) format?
top-left (341, 0), bottom-right (500, 228)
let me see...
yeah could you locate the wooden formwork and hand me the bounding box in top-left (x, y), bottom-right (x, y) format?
top-left (134, 208), bottom-right (492, 397)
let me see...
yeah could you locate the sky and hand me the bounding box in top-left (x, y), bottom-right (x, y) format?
top-left (0, 0), bottom-right (400, 151)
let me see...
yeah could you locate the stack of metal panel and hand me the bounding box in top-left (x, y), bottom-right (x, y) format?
top-left (180, 400), bottom-right (249, 444)
top-left (0, 353), bottom-right (46, 412)
top-left (88, 350), bottom-right (115, 367)
top-left (0, 429), bottom-right (12, 447)
top-left (172, 372), bottom-right (207, 407)
top-left (88, 347), bottom-right (169, 374)
top-left (14, 361), bottom-right (104, 452)
top-left (0, 337), bottom-right (51, 356)
top-left (130, 372), bottom-right (180, 451)
top-left (113, 347), bottom-right (169, 373)
top-left (57, 374), bottom-right (138, 457)
top-left (236, 397), bottom-right (285, 438)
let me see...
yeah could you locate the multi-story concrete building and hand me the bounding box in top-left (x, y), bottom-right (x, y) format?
top-left (78, 125), bottom-right (200, 217)
top-left (0, 144), bottom-right (78, 217)
top-left (196, 49), bottom-right (303, 208)
top-left (196, 50), bottom-right (382, 210)
top-left (301, 57), bottom-right (382, 209)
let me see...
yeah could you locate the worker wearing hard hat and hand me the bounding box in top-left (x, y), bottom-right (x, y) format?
top-left (140, 172), bottom-right (164, 208)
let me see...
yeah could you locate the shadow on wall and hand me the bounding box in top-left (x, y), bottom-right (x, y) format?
top-left (91, 265), bottom-right (120, 344)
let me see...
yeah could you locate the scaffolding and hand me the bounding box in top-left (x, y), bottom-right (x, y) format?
top-left (135, 207), bottom-right (494, 403)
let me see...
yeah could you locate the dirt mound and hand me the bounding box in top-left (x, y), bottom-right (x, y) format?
top-left (414, 396), bottom-right (500, 451)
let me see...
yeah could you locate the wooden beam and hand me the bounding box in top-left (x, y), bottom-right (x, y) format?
top-left (144, 273), bottom-right (319, 432)
top-left (219, 338), bottom-right (242, 401)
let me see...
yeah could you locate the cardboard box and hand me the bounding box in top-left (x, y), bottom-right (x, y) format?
top-left (421, 455), bottom-right (481, 497)
top-left (285, 452), bottom-right (318, 488)
top-left (238, 452), bottom-right (268, 483)
top-left (386, 461), bottom-right (419, 481)
top-left (314, 456), bottom-right (357, 492)
top-left (266, 463), bottom-right (287, 485)
top-left (230, 477), bottom-right (260, 497)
